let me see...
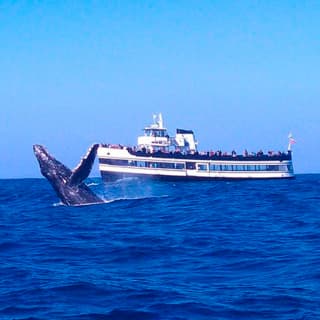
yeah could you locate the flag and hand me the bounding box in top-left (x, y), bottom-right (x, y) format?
top-left (288, 133), bottom-right (296, 145)
top-left (289, 137), bottom-right (296, 145)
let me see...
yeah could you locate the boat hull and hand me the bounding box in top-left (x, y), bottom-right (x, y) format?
top-left (101, 171), bottom-right (295, 182)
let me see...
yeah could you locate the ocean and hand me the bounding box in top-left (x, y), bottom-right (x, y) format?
top-left (0, 175), bottom-right (319, 319)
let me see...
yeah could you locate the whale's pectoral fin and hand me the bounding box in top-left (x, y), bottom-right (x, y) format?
top-left (69, 144), bottom-right (100, 186)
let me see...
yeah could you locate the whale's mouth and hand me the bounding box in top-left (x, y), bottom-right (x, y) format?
top-left (33, 144), bottom-right (45, 154)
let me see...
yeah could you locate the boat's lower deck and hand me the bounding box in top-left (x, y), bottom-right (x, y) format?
top-left (98, 148), bottom-right (294, 181)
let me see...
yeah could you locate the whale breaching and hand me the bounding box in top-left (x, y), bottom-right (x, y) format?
top-left (33, 144), bottom-right (104, 206)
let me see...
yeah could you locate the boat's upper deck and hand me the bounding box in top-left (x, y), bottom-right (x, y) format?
top-left (99, 144), bottom-right (292, 162)
top-left (127, 148), bottom-right (292, 162)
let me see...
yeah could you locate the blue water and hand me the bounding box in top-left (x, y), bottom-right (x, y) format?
top-left (0, 175), bottom-right (319, 319)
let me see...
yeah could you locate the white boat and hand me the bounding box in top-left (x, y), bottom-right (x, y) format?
top-left (98, 114), bottom-right (294, 181)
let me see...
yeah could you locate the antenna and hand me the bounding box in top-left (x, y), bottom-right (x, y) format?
top-left (158, 113), bottom-right (163, 128)
top-left (153, 114), bottom-right (157, 124)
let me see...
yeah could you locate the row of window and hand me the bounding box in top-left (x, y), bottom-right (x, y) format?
top-left (100, 159), bottom-right (185, 169)
top-left (99, 158), bottom-right (292, 172)
top-left (204, 164), bottom-right (291, 172)
top-left (144, 129), bottom-right (167, 137)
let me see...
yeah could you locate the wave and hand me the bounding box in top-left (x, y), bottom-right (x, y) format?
top-left (66, 309), bottom-right (158, 320)
top-left (104, 194), bottom-right (169, 204)
top-left (50, 195), bottom-right (169, 207)
top-left (86, 182), bottom-right (99, 187)
top-left (1, 175), bottom-right (320, 320)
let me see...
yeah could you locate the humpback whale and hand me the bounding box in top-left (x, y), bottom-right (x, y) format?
top-left (33, 144), bottom-right (104, 206)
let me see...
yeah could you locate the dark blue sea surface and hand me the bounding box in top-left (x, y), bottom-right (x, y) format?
top-left (0, 175), bottom-right (319, 319)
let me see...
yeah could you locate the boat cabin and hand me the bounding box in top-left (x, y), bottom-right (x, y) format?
top-left (137, 114), bottom-right (170, 152)
top-left (137, 113), bottom-right (198, 154)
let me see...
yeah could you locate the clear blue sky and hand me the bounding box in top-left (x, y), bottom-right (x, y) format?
top-left (1, 0), bottom-right (319, 178)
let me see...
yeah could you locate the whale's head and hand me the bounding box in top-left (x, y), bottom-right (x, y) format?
top-left (33, 144), bottom-right (71, 183)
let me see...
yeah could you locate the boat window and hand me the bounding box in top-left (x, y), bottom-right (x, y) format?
top-left (136, 161), bottom-right (146, 167)
top-left (175, 163), bottom-right (185, 169)
top-left (99, 159), bottom-right (128, 166)
top-left (197, 163), bottom-right (208, 171)
top-left (128, 161), bottom-right (186, 170)
top-left (157, 162), bottom-right (175, 169)
top-left (186, 162), bottom-right (196, 170)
